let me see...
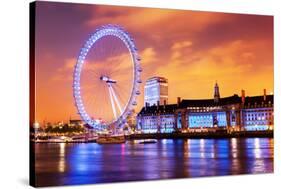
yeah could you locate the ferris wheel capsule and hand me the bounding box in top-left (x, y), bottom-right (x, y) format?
top-left (132, 101), bottom-right (137, 106)
top-left (137, 67), bottom-right (142, 72)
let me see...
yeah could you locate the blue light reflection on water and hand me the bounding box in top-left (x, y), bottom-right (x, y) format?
top-left (35, 138), bottom-right (273, 187)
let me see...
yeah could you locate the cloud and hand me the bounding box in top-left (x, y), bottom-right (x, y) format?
top-left (86, 7), bottom-right (176, 30)
top-left (57, 58), bottom-right (76, 72)
top-left (171, 40), bottom-right (193, 50)
top-left (140, 47), bottom-right (157, 65)
top-left (85, 6), bottom-right (233, 41)
top-left (241, 52), bottom-right (255, 59)
top-left (153, 38), bottom-right (272, 101)
top-left (171, 40), bottom-right (193, 61)
top-left (51, 58), bottom-right (76, 81)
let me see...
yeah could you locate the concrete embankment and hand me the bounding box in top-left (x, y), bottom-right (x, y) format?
top-left (126, 131), bottom-right (273, 140)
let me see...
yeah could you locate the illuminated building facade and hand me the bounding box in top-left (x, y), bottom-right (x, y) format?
top-left (176, 94), bottom-right (242, 131)
top-left (241, 91), bottom-right (274, 131)
top-left (137, 83), bottom-right (274, 133)
top-left (137, 104), bottom-right (177, 133)
top-left (69, 119), bottom-right (83, 127)
top-left (144, 76), bottom-right (168, 106)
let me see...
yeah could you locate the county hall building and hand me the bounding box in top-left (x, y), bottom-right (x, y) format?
top-left (137, 79), bottom-right (274, 133)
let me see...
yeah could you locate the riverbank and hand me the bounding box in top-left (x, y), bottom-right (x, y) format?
top-left (32, 131), bottom-right (273, 143)
top-left (126, 131), bottom-right (273, 140)
top-left (33, 139), bottom-right (97, 143)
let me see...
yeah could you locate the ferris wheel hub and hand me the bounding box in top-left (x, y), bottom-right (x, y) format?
top-left (100, 75), bottom-right (117, 84)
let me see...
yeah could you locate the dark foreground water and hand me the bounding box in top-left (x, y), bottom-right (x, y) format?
top-left (34, 138), bottom-right (273, 187)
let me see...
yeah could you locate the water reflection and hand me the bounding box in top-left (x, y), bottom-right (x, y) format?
top-left (200, 139), bottom-right (205, 158)
top-left (231, 138), bottom-right (238, 158)
top-left (254, 138), bottom-right (261, 158)
top-left (58, 143), bottom-right (65, 173)
top-left (35, 138), bottom-right (273, 187)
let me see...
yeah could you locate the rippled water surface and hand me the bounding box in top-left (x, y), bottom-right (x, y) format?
top-left (34, 138), bottom-right (273, 186)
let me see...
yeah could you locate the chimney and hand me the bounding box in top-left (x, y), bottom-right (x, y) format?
top-left (164, 100), bottom-right (166, 109)
top-left (263, 89), bottom-right (267, 101)
top-left (145, 102), bottom-right (149, 111)
top-left (177, 97), bottom-right (181, 107)
top-left (241, 90), bottom-right (245, 104)
top-left (157, 100), bottom-right (160, 108)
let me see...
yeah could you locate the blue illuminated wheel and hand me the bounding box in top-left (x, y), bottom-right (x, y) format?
top-left (73, 25), bottom-right (142, 131)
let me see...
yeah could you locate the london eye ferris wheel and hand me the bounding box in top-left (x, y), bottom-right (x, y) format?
top-left (73, 25), bottom-right (142, 131)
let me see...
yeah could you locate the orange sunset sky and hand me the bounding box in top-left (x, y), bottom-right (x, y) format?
top-left (34, 1), bottom-right (273, 124)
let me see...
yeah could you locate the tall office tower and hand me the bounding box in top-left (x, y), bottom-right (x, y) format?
top-left (144, 76), bottom-right (168, 106)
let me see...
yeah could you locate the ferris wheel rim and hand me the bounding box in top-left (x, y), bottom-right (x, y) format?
top-left (73, 24), bottom-right (141, 130)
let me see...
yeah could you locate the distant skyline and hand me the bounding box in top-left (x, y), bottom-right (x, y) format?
top-left (34, 1), bottom-right (273, 123)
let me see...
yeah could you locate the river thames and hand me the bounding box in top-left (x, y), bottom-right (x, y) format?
top-left (34, 138), bottom-right (273, 187)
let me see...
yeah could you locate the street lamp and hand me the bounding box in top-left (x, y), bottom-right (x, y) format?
top-left (33, 121), bottom-right (40, 141)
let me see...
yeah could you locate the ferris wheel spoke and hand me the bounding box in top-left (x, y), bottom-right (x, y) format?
top-left (96, 85), bottom-right (107, 120)
top-left (107, 47), bottom-right (129, 75)
top-left (87, 69), bottom-right (101, 78)
top-left (108, 84), bottom-right (123, 115)
top-left (112, 85), bottom-right (128, 111)
top-left (109, 69), bottom-right (131, 79)
top-left (114, 83), bottom-right (131, 97)
top-left (108, 84), bottom-right (117, 120)
top-left (83, 80), bottom-right (105, 118)
top-left (106, 60), bottom-right (132, 75)
top-left (82, 68), bottom-right (97, 79)
top-left (83, 91), bottom-right (99, 114)
top-left (100, 83), bottom-right (109, 120)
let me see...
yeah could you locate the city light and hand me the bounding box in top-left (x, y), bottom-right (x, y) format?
top-left (31, 2), bottom-right (274, 187)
